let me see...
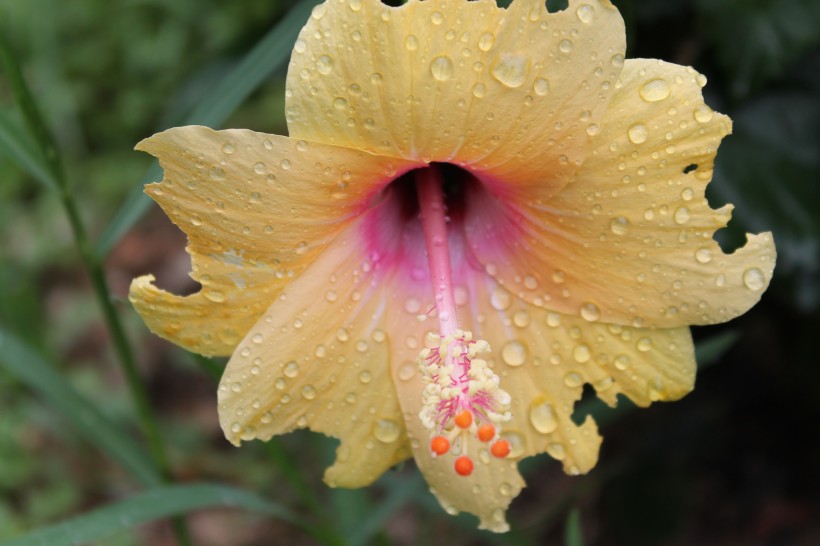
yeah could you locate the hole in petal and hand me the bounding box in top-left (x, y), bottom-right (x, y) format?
top-left (571, 383), bottom-right (608, 426)
top-left (682, 163), bottom-right (698, 174)
top-left (545, 0), bottom-right (569, 14)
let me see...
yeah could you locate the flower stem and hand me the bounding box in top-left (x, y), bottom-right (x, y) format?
top-left (415, 165), bottom-right (459, 336)
top-left (0, 33), bottom-right (192, 546)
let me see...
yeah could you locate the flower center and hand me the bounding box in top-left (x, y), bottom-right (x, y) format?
top-left (413, 165), bottom-right (511, 476)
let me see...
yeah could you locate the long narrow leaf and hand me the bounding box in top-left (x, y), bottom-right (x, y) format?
top-left (94, 0), bottom-right (322, 258)
top-left (0, 328), bottom-right (161, 486)
top-left (0, 483), bottom-right (300, 546)
top-left (0, 110), bottom-right (59, 190)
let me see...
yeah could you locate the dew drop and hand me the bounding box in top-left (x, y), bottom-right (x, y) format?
top-left (301, 385), bottom-right (317, 400)
top-left (694, 106), bottom-right (714, 123)
top-left (203, 289), bottom-right (225, 303)
top-left (284, 361), bottom-right (300, 378)
top-left (336, 328), bottom-right (349, 342)
top-left (230, 382), bottom-right (242, 393)
top-left (472, 83), bottom-right (486, 98)
top-left (546, 442), bottom-right (566, 460)
top-left (478, 32), bottom-right (495, 51)
top-left (373, 419), bottom-right (401, 443)
top-left (575, 4), bottom-right (595, 23)
top-left (499, 482), bottom-right (513, 496)
top-left (639, 79), bottom-right (671, 102)
top-left (695, 248), bottom-right (713, 264)
top-left (491, 54), bottom-right (530, 88)
top-left (573, 344), bottom-right (591, 363)
top-left (404, 34), bottom-right (419, 51)
top-left (253, 162), bottom-right (267, 175)
top-left (563, 372), bottom-right (583, 388)
top-left (358, 370), bottom-right (372, 384)
top-left (513, 310), bottom-right (531, 328)
top-left (614, 354), bottom-right (629, 370)
top-left (280, 159), bottom-right (291, 170)
top-left (610, 216), bottom-right (629, 235)
top-left (316, 55), bottom-right (334, 75)
top-left (580, 303), bottom-right (600, 322)
top-left (628, 123), bottom-right (648, 144)
top-left (558, 39), bottom-right (573, 53)
top-left (490, 288), bottom-right (511, 310)
top-left (673, 206), bottom-right (690, 224)
top-left (430, 56), bottom-right (454, 81)
top-left (398, 362), bottom-right (416, 381)
top-left (501, 340), bottom-right (527, 367)
top-left (274, 378), bottom-right (286, 390)
top-left (404, 297), bottom-right (421, 314)
top-left (294, 39), bottom-right (306, 53)
top-left (221, 142), bottom-right (235, 154)
top-left (637, 338), bottom-right (652, 352)
top-left (529, 397), bottom-right (559, 434)
top-left (501, 430), bottom-right (525, 458)
top-left (430, 10), bottom-right (443, 24)
top-left (348, 0), bottom-right (361, 11)
top-left (743, 267), bottom-right (765, 291)
top-left (533, 78), bottom-right (549, 96)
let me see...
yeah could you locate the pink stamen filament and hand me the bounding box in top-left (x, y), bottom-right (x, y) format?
top-left (415, 166), bottom-right (459, 337)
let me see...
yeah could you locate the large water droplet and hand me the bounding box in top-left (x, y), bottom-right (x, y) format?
top-left (673, 206), bottom-right (690, 224)
top-left (533, 78), bottom-right (549, 96)
top-left (743, 267), bottom-right (765, 291)
top-left (575, 4), bottom-right (595, 23)
top-left (694, 106), bottom-right (714, 123)
top-left (478, 32), bottom-right (495, 51)
top-left (373, 419), bottom-right (401, 443)
top-left (491, 54), bottom-right (530, 88)
top-left (501, 431), bottom-right (525, 458)
top-left (430, 56), bottom-right (454, 81)
top-left (628, 123), bottom-right (648, 144)
top-left (529, 397), bottom-right (559, 434)
top-left (639, 78), bottom-right (671, 102)
top-left (284, 361), bottom-right (300, 378)
top-left (301, 385), bottom-right (317, 400)
top-left (614, 354), bottom-right (629, 370)
top-left (501, 340), bottom-right (527, 367)
top-left (573, 344), bottom-right (591, 363)
top-left (404, 35), bottom-right (419, 51)
top-left (316, 55), bottom-right (334, 75)
top-left (610, 216), bottom-right (629, 235)
top-left (695, 248), bottom-right (713, 264)
top-left (580, 303), bottom-right (600, 322)
top-left (490, 288), bottom-right (511, 310)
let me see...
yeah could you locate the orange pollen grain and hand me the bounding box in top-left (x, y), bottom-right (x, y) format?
top-left (430, 436), bottom-right (450, 456)
top-left (491, 439), bottom-right (511, 458)
top-left (454, 410), bottom-right (473, 429)
top-left (454, 456), bottom-right (474, 476)
top-left (477, 423), bottom-right (495, 442)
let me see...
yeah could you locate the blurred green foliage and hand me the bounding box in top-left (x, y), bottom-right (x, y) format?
top-left (0, 0), bottom-right (818, 544)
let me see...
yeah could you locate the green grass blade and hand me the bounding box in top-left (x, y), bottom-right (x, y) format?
top-left (0, 483), bottom-right (300, 546)
top-left (94, 0), bottom-right (322, 258)
top-left (563, 508), bottom-right (584, 546)
top-left (0, 327), bottom-right (161, 486)
top-left (0, 110), bottom-right (59, 190)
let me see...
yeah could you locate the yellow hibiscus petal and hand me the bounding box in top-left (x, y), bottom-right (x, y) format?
top-left (286, 0), bottom-right (625, 196)
top-left (129, 125), bottom-right (418, 356)
top-left (218, 225), bottom-right (410, 487)
top-left (474, 59), bottom-right (776, 328)
top-left (387, 275), bottom-right (694, 531)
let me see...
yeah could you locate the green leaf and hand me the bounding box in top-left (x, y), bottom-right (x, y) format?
top-left (0, 483), bottom-right (300, 546)
top-left (0, 110), bottom-right (59, 190)
top-left (564, 508), bottom-right (584, 546)
top-left (0, 328), bottom-right (161, 487)
top-left (94, 0), bottom-right (323, 258)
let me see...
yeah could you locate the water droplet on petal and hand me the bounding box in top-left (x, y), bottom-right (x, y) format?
top-left (284, 361), bottom-right (299, 378)
top-left (316, 55), bottom-right (333, 75)
top-left (430, 10), bottom-right (443, 24)
top-left (430, 56), bottom-right (454, 81)
top-left (472, 83), bottom-right (486, 98)
top-left (222, 142), bottom-right (235, 154)
top-left (673, 206), bottom-right (690, 224)
top-left (547, 442), bottom-right (566, 460)
top-left (573, 344), bottom-right (591, 363)
top-left (694, 106), bottom-right (714, 123)
top-left (580, 303), bottom-right (600, 322)
top-left (491, 54), bottom-right (530, 88)
top-left (533, 78), bottom-right (549, 96)
top-left (373, 419), bottom-right (401, 443)
top-left (628, 123), bottom-right (648, 144)
top-left (639, 79), bottom-right (671, 102)
top-left (575, 4), bottom-right (595, 23)
top-left (563, 372), bottom-right (583, 388)
top-left (695, 248), bottom-right (713, 264)
top-left (558, 39), bottom-right (573, 53)
top-left (358, 370), bottom-right (372, 384)
top-left (610, 216), bottom-right (629, 235)
top-left (529, 397), bottom-right (558, 433)
top-left (743, 268), bottom-right (765, 291)
top-left (404, 34), bottom-right (418, 51)
top-left (301, 385), bottom-right (317, 400)
top-left (478, 32), bottom-right (495, 51)
top-left (501, 430), bottom-right (525, 458)
top-left (501, 340), bottom-right (527, 367)
top-left (614, 355), bottom-right (630, 370)
top-left (490, 288), bottom-right (511, 310)
top-left (637, 338), bottom-right (652, 352)
top-left (398, 362), bottom-right (415, 381)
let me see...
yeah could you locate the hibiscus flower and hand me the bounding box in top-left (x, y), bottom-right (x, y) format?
top-left (130, 0), bottom-right (775, 531)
